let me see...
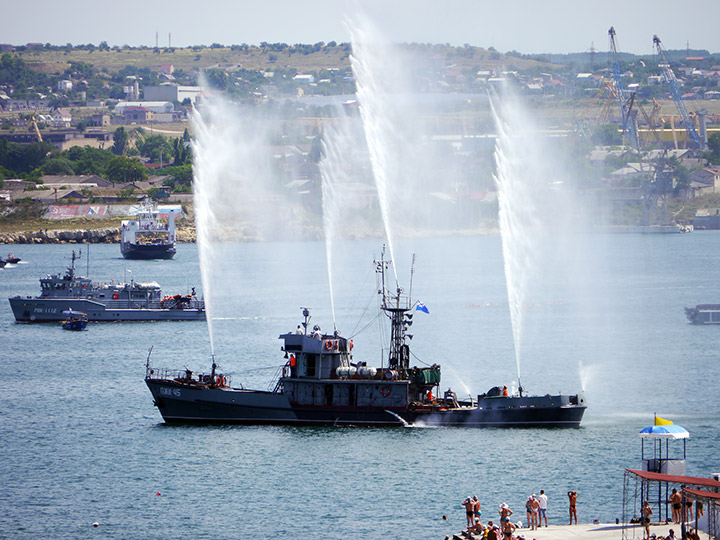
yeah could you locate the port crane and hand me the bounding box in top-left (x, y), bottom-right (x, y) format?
top-left (27, 114), bottom-right (43, 142)
top-left (608, 27), bottom-right (638, 150)
top-left (652, 34), bottom-right (702, 149)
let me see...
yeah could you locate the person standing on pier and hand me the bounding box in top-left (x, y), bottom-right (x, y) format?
top-left (568, 490), bottom-right (578, 524)
top-left (472, 495), bottom-right (482, 522)
top-left (531, 494), bottom-right (540, 530)
top-left (669, 489), bottom-right (682, 523)
top-left (526, 496), bottom-right (534, 529)
top-left (641, 500), bottom-right (652, 540)
top-left (538, 489), bottom-right (548, 527)
top-left (501, 518), bottom-right (516, 539)
top-left (462, 496), bottom-right (475, 529)
top-left (499, 503), bottom-right (513, 525)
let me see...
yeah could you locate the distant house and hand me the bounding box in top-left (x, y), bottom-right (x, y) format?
top-left (41, 175), bottom-right (113, 189)
top-left (114, 101), bottom-right (174, 114)
top-left (51, 108), bottom-right (72, 128)
top-left (30, 188), bottom-right (89, 203)
top-left (588, 147), bottom-right (633, 164)
top-left (122, 106), bottom-right (154, 124)
top-left (691, 168), bottom-right (720, 191)
top-left (57, 80), bottom-right (73, 92)
top-left (88, 113), bottom-right (111, 127)
top-left (293, 74), bottom-right (315, 84)
top-left (160, 64), bottom-right (174, 76)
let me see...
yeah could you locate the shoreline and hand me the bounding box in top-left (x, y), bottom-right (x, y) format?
top-left (0, 226), bottom-right (500, 244)
top-left (0, 226), bottom-right (197, 244)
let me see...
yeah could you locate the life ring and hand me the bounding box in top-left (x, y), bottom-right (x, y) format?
top-left (380, 386), bottom-right (391, 397)
top-left (325, 340), bottom-right (333, 350)
top-left (216, 375), bottom-right (225, 387)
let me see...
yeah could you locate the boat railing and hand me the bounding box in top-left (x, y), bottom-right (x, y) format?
top-left (146, 366), bottom-right (231, 387)
top-left (269, 363), bottom-right (287, 392)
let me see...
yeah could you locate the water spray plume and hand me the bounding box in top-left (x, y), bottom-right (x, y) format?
top-left (192, 85), bottom-right (301, 356)
top-left (491, 86), bottom-right (547, 384)
top-left (347, 12), bottom-right (404, 284)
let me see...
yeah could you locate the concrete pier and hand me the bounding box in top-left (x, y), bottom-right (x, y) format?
top-left (448, 522), bottom-right (710, 540)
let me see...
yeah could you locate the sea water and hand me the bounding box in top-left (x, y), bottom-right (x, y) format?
top-left (0, 236), bottom-right (718, 539)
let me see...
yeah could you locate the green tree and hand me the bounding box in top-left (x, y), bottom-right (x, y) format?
top-left (63, 146), bottom-right (113, 175)
top-left (0, 140), bottom-right (54, 175)
top-left (111, 127), bottom-right (128, 155)
top-left (161, 164), bottom-right (193, 187)
top-left (42, 157), bottom-right (75, 175)
top-left (105, 155), bottom-right (148, 183)
top-left (137, 134), bottom-right (173, 163)
top-left (592, 124), bottom-right (623, 146)
top-left (706, 132), bottom-right (720, 164)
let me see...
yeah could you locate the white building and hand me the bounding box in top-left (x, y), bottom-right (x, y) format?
top-left (114, 101), bottom-right (175, 114)
top-left (143, 85), bottom-right (203, 104)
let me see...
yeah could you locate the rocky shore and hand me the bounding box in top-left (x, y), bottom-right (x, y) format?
top-left (0, 226), bottom-right (197, 244)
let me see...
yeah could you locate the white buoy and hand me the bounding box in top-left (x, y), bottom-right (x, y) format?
top-left (93, 522), bottom-right (99, 528)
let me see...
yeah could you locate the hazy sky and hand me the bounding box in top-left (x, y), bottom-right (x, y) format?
top-left (4, 0), bottom-right (719, 55)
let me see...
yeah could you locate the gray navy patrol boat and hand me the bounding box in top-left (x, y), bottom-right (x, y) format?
top-left (685, 304), bottom-right (720, 324)
top-left (145, 248), bottom-right (586, 427)
top-left (9, 251), bottom-right (205, 322)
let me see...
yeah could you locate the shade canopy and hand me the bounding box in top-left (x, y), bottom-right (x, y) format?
top-left (638, 424), bottom-right (689, 439)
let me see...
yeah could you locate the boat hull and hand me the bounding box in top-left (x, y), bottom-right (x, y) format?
top-left (9, 298), bottom-right (205, 322)
top-left (685, 305), bottom-right (720, 324)
top-left (146, 379), bottom-right (586, 427)
top-left (121, 242), bottom-right (176, 260)
top-left (62, 320), bottom-right (88, 331)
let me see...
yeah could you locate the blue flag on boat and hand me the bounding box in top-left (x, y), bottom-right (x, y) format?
top-left (416, 302), bottom-right (430, 314)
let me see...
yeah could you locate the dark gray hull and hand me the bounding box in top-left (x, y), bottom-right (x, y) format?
top-left (121, 242), bottom-right (176, 260)
top-left (146, 379), bottom-right (586, 428)
top-left (9, 297), bottom-right (205, 322)
top-left (685, 305), bottom-right (720, 324)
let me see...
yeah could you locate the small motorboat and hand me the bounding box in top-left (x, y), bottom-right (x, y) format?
top-left (61, 309), bottom-right (88, 331)
top-left (4, 254), bottom-right (21, 264)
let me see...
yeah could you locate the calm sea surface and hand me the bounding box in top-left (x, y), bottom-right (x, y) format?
top-left (1, 235), bottom-right (718, 539)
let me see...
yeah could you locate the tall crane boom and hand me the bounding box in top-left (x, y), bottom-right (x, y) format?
top-left (652, 34), bottom-right (702, 149)
top-left (608, 27), bottom-right (637, 150)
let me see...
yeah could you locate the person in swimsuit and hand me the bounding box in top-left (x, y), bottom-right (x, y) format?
top-left (499, 503), bottom-right (513, 524)
top-left (462, 496), bottom-right (475, 529)
top-left (468, 516), bottom-right (484, 535)
top-left (684, 500), bottom-right (693, 522)
top-left (501, 519), bottom-right (516, 539)
top-left (641, 500), bottom-right (652, 540)
top-left (669, 489), bottom-right (682, 524)
top-left (531, 494), bottom-right (540, 530)
top-left (526, 496), bottom-right (534, 528)
top-left (568, 490), bottom-right (578, 525)
top-left (473, 495), bottom-right (482, 521)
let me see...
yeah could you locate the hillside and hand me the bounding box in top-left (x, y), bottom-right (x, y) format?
top-left (14, 43), bottom-right (554, 76)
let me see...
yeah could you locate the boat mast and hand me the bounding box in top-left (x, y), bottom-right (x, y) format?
top-left (376, 245), bottom-right (412, 373)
